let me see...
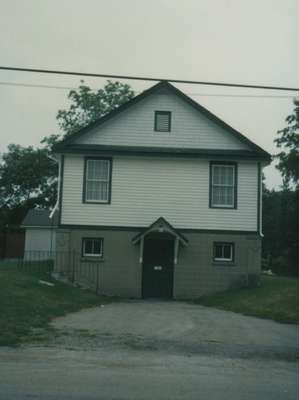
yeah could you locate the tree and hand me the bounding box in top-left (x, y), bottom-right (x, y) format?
top-left (275, 99), bottom-right (299, 188)
top-left (0, 80), bottom-right (135, 227)
top-left (56, 80), bottom-right (135, 138)
top-left (264, 99), bottom-right (299, 275)
top-left (0, 144), bottom-right (57, 211)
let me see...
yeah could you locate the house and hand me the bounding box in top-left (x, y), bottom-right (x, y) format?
top-left (22, 209), bottom-right (57, 259)
top-left (53, 81), bottom-right (271, 298)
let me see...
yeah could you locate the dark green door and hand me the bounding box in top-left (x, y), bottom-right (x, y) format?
top-left (142, 238), bottom-right (174, 298)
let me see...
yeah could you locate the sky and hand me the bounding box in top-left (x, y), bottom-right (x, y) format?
top-left (0, 0), bottom-right (298, 189)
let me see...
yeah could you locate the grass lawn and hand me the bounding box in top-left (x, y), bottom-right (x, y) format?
top-left (194, 275), bottom-right (299, 325)
top-left (0, 261), bottom-right (114, 347)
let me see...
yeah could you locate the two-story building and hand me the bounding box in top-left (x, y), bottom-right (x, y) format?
top-left (53, 81), bottom-right (271, 299)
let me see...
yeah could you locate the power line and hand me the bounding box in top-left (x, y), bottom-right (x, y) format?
top-left (0, 65), bottom-right (299, 92)
top-left (0, 80), bottom-right (296, 99)
top-left (0, 81), bottom-right (74, 90)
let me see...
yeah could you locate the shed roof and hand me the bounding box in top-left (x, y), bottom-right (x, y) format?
top-left (22, 209), bottom-right (58, 228)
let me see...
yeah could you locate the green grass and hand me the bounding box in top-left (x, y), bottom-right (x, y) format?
top-left (0, 261), bottom-right (114, 347)
top-left (194, 275), bottom-right (299, 324)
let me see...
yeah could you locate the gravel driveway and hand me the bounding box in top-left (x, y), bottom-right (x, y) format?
top-left (52, 300), bottom-right (299, 360)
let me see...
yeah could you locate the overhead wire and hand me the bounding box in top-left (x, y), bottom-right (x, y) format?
top-left (0, 80), bottom-right (296, 99)
top-left (0, 65), bottom-right (299, 92)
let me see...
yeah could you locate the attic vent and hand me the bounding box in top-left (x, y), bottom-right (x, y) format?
top-left (154, 111), bottom-right (171, 132)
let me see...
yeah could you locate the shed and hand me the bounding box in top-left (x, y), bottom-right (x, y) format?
top-left (22, 209), bottom-right (58, 259)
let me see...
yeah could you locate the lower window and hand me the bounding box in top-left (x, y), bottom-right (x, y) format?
top-left (82, 238), bottom-right (103, 257)
top-left (213, 242), bottom-right (234, 262)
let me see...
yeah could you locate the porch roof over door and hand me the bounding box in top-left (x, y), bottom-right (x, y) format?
top-left (132, 217), bottom-right (188, 246)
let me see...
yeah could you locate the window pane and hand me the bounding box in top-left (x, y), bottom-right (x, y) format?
top-left (84, 239), bottom-right (93, 254)
top-left (213, 186), bottom-right (233, 206)
top-left (215, 244), bottom-right (223, 259)
top-left (222, 186), bottom-right (233, 206)
top-left (86, 180), bottom-right (109, 201)
top-left (212, 166), bottom-right (221, 184)
top-left (224, 167), bottom-right (234, 185)
top-left (97, 160), bottom-right (109, 180)
top-left (87, 160), bottom-right (109, 180)
top-left (87, 160), bottom-right (96, 179)
top-left (93, 239), bottom-right (102, 255)
top-left (212, 186), bottom-right (219, 205)
top-left (86, 181), bottom-right (100, 201)
top-left (223, 245), bottom-right (232, 259)
top-left (213, 165), bottom-right (234, 185)
top-left (100, 182), bottom-right (108, 200)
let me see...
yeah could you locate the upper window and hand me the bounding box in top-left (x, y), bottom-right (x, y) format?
top-left (213, 242), bottom-right (234, 262)
top-left (84, 158), bottom-right (111, 203)
top-left (82, 238), bottom-right (103, 257)
top-left (154, 111), bottom-right (171, 132)
top-left (210, 162), bottom-right (237, 208)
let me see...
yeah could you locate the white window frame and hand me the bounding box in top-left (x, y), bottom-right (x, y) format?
top-left (214, 242), bottom-right (234, 262)
top-left (82, 238), bottom-right (103, 257)
top-left (84, 158), bottom-right (111, 203)
top-left (211, 163), bottom-right (236, 208)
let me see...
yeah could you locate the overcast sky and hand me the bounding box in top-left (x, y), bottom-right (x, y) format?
top-left (0, 0), bottom-right (298, 189)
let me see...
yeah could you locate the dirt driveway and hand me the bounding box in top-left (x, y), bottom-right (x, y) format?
top-left (1, 300), bottom-right (299, 400)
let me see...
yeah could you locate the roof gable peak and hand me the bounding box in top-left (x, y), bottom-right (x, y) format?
top-left (53, 80), bottom-right (270, 160)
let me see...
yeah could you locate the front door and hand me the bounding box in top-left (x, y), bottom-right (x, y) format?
top-left (142, 238), bottom-right (174, 298)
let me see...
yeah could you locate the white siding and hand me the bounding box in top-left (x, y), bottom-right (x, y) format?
top-left (61, 155), bottom-right (258, 231)
top-left (74, 91), bottom-right (250, 151)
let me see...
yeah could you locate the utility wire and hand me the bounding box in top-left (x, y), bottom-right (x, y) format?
top-left (0, 80), bottom-right (296, 99)
top-left (0, 65), bottom-right (299, 92)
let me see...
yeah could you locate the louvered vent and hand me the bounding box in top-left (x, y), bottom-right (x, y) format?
top-left (154, 111), bottom-right (171, 132)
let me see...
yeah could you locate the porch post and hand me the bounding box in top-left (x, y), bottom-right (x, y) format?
top-left (174, 237), bottom-right (179, 264)
top-left (139, 236), bottom-right (144, 264)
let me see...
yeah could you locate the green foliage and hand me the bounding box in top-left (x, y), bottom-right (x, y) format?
top-left (194, 275), bottom-right (299, 325)
top-left (262, 188), bottom-right (299, 276)
top-left (56, 80), bottom-right (135, 138)
top-left (265, 100), bottom-right (299, 276)
top-left (0, 80), bottom-right (135, 224)
top-left (275, 99), bottom-right (299, 188)
top-left (0, 262), bottom-right (113, 346)
top-left (0, 144), bottom-right (57, 210)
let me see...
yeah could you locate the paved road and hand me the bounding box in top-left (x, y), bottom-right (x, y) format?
top-left (1, 347), bottom-right (298, 400)
top-left (1, 300), bottom-right (299, 399)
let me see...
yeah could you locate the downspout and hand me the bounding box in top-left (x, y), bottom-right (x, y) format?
top-left (49, 155), bottom-right (61, 261)
top-left (257, 162), bottom-right (263, 238)
top-left (49, 155), bottom-right (61, 219)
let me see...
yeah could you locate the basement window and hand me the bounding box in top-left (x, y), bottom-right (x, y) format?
top-left (154, 111), bottom-right (171, 132)
top-left (213, 242), bottom-right (234, 263)
top-left (82, 238), bottom-right (103, 257)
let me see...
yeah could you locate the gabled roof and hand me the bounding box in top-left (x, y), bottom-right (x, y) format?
top-left (53, 81), bottom-right (271, 161)
top-left (22, 209), bottom-right (58, 228)
top-left (132, 217), bottom-right (188, 246)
